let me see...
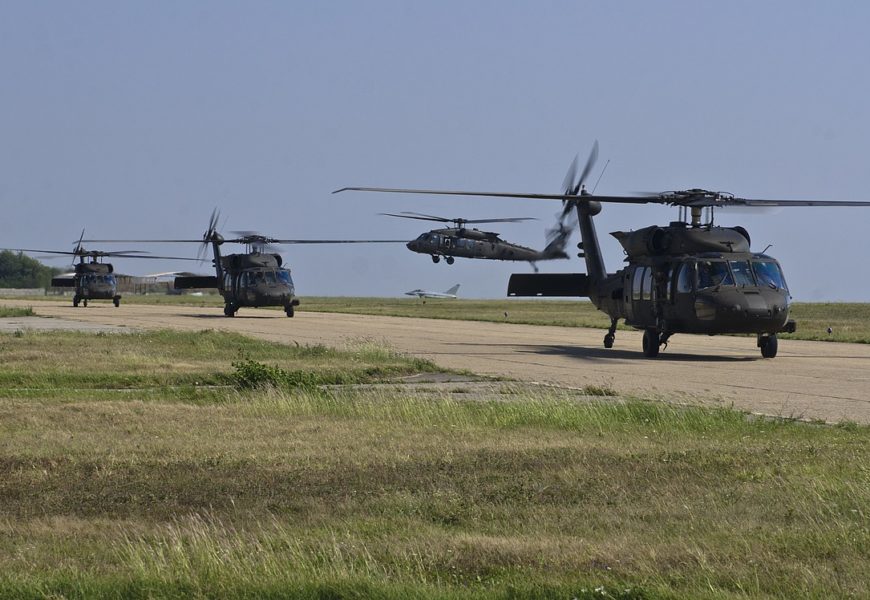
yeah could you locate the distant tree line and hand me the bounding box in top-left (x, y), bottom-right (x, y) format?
top-left (0, 250), bottom-right (63, 288)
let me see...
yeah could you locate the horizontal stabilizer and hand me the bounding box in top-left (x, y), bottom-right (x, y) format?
top-left (50, 277), bottom-right (76, 288)
top-left (507, 273), bottom-right (590, 297)
top-left (174, 275), bottom-right (219, 290)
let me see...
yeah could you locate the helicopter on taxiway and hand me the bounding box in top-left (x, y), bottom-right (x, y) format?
top-left (86, 211), bottom-right (404, 317)
top-left (336, 142), bottom-right (870, 358)
top-left (4, 233), bottom-right (198, 307)
top-left (382, 212), bottom-right (569, 267)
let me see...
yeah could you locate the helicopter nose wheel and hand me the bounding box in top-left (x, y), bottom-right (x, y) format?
top-left (445, 256), bottom-right (455, 265)
top-left (758, 333), bottom-right (778, 358)
top-left (73, 295), bottom-right (80, 308)
top-left (431, 255), bottom-right (441, 263)
top-left (223, 303), bottom-right (238, 317)
top-left (113, 296), bottom-right (121, 308)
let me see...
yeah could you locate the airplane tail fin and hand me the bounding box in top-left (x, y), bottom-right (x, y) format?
top-left (444, 284), bottom-right (460, 296)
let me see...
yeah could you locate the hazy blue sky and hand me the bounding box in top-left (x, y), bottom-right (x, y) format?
top-left (2, 2), bottom-right (869, 299)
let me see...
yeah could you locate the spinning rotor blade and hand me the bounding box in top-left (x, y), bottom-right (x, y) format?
top-left (107, 254), bottom-right (202, 261)
top-left (339, 187), bottom-right (870, 208)
top-left (380, 212), bottom-right (535, 225)
top-left (253, 239), bottom-right (409, 244)
top-left (573, 140), bottom-right (599, 195)
top-left (380, 212), bottom-right (451, 223)
top-left (561, 154), bottom-right (579, 196)
top-left (82, 239), bottom-right (206, 243)
top-left (1, 247), bottom-right (81, 256)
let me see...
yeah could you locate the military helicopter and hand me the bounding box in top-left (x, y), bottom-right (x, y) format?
top-left (3, 233), bottom-right (198, 307)
top-left (336, 143), bottom-right (870, 358)
top-left (381, 212), bottom-right (569, 267)
top-left (86, 211), bottom-right (404, 317)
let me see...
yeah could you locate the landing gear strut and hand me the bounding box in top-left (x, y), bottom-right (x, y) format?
top-left (113, 296), bottom-right (121, 308)
top-left (642, 328), bottom-right (660, 358)
top-left (431, 255), bottom-right (441, 263)
top-left (603, 318), bottom-right (617, 348)
top-left (223, 303), bottom-right (237, 317)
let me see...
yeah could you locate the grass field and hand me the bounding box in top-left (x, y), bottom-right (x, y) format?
top-left (0, 329), bottom-right (867, 598)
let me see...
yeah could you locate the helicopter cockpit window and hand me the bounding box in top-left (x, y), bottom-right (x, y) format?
top-left (265, 271), bottom-right (277, 285)
top-left (277, 270), bottom-right (292, 285)
top-left (697, 261), bottom-right (733, 290)
top-left (729, 261), bottom-right (756, 287)
top-left (419, 233), bottom-right (431, 241)
top-left (752, 261), bottom-right (788, 291)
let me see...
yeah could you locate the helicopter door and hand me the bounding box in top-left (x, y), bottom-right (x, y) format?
top-left (631, 267), bottom-right (655, 326)
top-left (671, 262), bottom-right (696, 327)
top-left (623, 271), bottom-right (634, 321)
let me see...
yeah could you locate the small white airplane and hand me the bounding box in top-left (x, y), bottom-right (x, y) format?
top-left (405, 284), bottom-right (460, 299)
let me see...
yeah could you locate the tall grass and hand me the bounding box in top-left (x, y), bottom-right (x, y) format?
top-left (0, 328), bottom-right (867, 598)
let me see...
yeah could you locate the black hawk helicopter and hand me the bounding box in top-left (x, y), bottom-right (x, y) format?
top-left (86, 211), bottom-right (404, 317)
top-left (336, 143), bottom-right (870, 358)
top-left (381, 212), bottom-right (569, 267)
top-left (3, 233), bottom-right (198, 307)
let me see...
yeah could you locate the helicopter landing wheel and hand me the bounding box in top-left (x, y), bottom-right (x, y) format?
top-left (603, 333), bottom-right (614, 349)
top-left (642, 328), bottom-right (660, 358)
top-left (759, 333), bottom-right (778, 359)
top-left (431, 255), bottom-right (441, 263)
top-left (83, 299), bottom-right (88, 308)
top-left (223, 304), bottom-right (237, 317)
top-left (113, 296), bottom-right (121, 308)
top-left (73, 296), bottom-right (80, 308)
top-left (285, 304), bottom-right (295, 317)
top-left (445, 256), bottom-right (455, 265)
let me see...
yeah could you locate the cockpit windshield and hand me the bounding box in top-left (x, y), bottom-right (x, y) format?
top-left (82, 274), bottom-right (115, 286)
top-left (277, 270), bottom-right (292, 285)
top-left (697, 260), bottom-right (734, 289)
top-left (729, 261), bottom-right (756, 287)
top-left (752, 261), bottom-right (787, 291)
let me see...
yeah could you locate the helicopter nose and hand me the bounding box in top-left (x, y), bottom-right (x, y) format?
top-left (406, 241), bottom-right (416, 251)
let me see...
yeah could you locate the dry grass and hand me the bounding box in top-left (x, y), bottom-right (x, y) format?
top-left (0, 329), bottom-right (867, 598)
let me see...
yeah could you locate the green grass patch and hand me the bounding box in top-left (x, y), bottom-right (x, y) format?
top-left (0, 329), bottom-right (440, 401)
top-left (0, 305), bottom-right (34, 318)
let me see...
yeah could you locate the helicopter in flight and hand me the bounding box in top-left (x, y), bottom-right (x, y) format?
top-left (86, 211), bottom-right (404, 317)
top-left (381, 212), bottom-right (569, 267)
top-left (336, 143), bottom-right (870, 358)
top-left (4, 233), bottom-right (198, 307)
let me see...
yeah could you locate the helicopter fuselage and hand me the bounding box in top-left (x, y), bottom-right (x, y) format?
top-left (176, 248), bottom-right (299, 317)
top-left (52, 262), bottom-right (122, 307)
top-left (510, 216), bottom-right (795, 357)
top-left (218, 253), bottom-right (296, 309)
top-left (407, 227), bottom-right (566, 264)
